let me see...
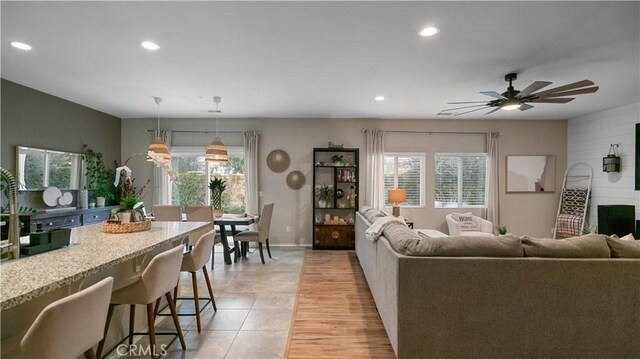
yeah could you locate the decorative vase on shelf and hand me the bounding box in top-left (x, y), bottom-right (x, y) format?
top-left (318, 199), bottom-right (327, 208)
top-left (96, 196), bottom-right (106, 207)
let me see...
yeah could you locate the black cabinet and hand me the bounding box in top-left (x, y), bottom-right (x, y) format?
top-left (312, 148), bottom-right (359, 249)
top-left (597, 205), bottom-right (635, 237)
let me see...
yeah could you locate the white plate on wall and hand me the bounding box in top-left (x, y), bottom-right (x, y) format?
top-left (43, 187), bottom-right (62, 207)
top-left (58, 192), bottom-right (73, 206)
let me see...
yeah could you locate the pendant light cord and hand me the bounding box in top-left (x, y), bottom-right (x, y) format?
top-left (157, 102), bottom-right (161, 134)
top-left (215, 101), bottom-right (220, 137)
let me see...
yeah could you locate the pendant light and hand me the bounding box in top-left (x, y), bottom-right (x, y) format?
top-left (205, 96), bottom-right (229, 163)
top-left (147, 96), bottom-right (171, 162)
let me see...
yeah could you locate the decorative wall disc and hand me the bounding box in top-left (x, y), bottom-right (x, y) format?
top-left (286, 170), bottom-right (305, 190)
top-left (267, 149), bottom-right (290, 173)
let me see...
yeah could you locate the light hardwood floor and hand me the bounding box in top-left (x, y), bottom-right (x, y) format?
top-left (286, 250), bottom-right (395, 359)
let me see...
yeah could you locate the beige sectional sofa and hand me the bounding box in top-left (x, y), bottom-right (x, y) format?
top-left (355, 209), bottom-right (640, 358)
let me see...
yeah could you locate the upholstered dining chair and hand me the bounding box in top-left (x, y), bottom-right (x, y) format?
top-left (234, 203), bottom-right (274, 264)
top-left (153, 205), bottom-right (182, 221)
top-left (19, 277), bottom-right (114, 359)
top-left (185, 206), bottom-right (219, 247)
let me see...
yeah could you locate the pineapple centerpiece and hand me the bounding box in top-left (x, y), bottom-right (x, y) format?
top-left (209, 177), bottom-right (227, 218)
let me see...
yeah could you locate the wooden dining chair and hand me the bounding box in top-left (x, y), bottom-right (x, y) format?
top-left (153, 205), bottom-right (182, 221)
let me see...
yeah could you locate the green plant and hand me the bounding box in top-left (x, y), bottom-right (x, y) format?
top-left (83, 146), bottom-right (117, 203)
top-left (315, 184), bottom-right (333, 202)
top-left (331, 155), bottom-right (344, 164)
top-left (497, 225), bottom-right (508, 235)
top-left (119, 195), bottom-right (138, 211)
top-left (208, 177), bottom-right (227, 192)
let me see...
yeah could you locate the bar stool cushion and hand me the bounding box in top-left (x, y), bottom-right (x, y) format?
top-left (182, 230), bottom-right (215, 272)
top-left (20, 277), bottom-right (114, 359)
top-left (111, 245), bottom-right (184, 305)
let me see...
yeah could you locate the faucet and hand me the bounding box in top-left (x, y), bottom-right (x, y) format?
top-left (0, 167), bottom-right (20, 259)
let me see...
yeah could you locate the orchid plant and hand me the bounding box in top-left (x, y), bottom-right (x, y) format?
top-left (147, 151), bottom-right (178, 183)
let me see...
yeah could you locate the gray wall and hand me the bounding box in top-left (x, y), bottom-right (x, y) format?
top-left (122, 117), bottom-right (567, 244)
top-left (568, 102), bottom-right (639, 229)
top-left (1, 79), bottom-right (121, 171)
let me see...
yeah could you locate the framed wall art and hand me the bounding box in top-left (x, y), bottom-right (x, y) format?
top-left (506, 155), bottom-right (556, 193)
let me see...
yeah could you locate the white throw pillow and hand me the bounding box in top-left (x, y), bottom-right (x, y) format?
top-left (451, 212), bottom-right (477, 231)
top-left (620, 233), bottom-right (636, 241)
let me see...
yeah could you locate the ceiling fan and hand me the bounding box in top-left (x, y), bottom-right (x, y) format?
top-left (439, 73), bottom-right (599, 116)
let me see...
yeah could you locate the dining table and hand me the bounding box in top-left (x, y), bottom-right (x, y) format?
top-left (214, 215), bottom-right (257, 266)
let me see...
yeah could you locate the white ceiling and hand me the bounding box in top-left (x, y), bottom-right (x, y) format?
top-left (1, 1), bottom-right (639, 120)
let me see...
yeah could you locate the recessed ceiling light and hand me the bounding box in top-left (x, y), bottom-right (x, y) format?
top-left (375, 96), bottom-right (385, 101)
top-left (141, 41), bottom-right (160, 50)
top-left (419, 26), bottom-right (440, 37)
top-left (10, 41), bottom-right (32, 50)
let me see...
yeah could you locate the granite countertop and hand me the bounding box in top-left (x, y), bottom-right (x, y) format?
top-left (0, 221), bottom-right (210, 310)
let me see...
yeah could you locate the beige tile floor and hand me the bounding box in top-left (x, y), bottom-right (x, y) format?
top-left (106, 245), bottom-right (304, 359)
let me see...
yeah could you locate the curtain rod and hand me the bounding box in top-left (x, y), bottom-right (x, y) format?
top-left (146, 129), bottom-right (258, 134)
top-left (361, 129), bottom-right (493, 135)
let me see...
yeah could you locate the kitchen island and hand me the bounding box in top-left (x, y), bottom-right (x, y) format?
top-left (0, 221), bottom-right (211, 355)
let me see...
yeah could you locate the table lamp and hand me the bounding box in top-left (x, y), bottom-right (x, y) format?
top-left (388, 189), bottom-right (406, 217)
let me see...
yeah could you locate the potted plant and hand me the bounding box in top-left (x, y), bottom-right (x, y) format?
top-left (83, 146), bottom-right (116, 206)
top-left (497, 225), bottom-right (508, 235)
top-left (315, 184), bottom-right (333, 208)
top-left (110, 176), bottom-right (149, 223)
top-left (331, 155), bottom-right (344, 166)
top-left (209, 177), bottom-right (227, 218)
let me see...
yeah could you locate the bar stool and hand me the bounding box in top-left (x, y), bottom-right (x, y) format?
top-left (158, 230), bottom-right (217, 333)
top-left (96, 245), bottom-right (186, 358)
top-left (19, 277), bottom-right (114, 359)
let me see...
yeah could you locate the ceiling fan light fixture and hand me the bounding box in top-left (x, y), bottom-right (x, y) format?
top-left (501, 99), bottom-right (522, 111)
top-left (419, 26), bottom-right (440, 37)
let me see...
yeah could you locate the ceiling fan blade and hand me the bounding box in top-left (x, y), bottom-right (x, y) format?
top-left (484, 107), bottom-right (501, 115)
top-left (454, 107), bottom-right (489, 116)
top-left (479, 91), bottom-right (506, 99)
top-left (538, 86), bottom-right (599, 98)
top-left (443, 104), bottom-right (490, 111)
top-left (519, 104), bottom-right (534, 111)
top-left (529, 97), bottom-right (575, 104)
top-left (517, 81), bottom-right (552, 98)
top-left (530, 80), bottom-right (594, 97)
top-left (447, 101), bottom-right (490, 104)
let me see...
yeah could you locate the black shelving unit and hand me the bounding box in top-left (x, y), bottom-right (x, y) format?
top-left (312, 147), bottom-right (359, 249)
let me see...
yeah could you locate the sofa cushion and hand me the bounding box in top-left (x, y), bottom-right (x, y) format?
top-left (382, 222), bottom-right (422, 254)
top-left (364, 208), bottom-right (387, 223)
top-left (408, 232), bottom-right (524, 257)
top-left (605, 235), bottom-right (640, 258)
top-left (520, 234), bottom-right (610, 258)
top-left (460, 231), bottom-right (496, 238)
top-left (450, 212), bottom-right (477, 231)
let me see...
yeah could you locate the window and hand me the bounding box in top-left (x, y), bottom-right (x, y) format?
top-left (169, 147), bottom-right (245, 214)
top-left (434, 153), bottom-right (486, 208)
top-left (384, 153), bottom-right (425, 207)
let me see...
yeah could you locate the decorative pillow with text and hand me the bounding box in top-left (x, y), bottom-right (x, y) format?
top-left (451, 212), bottom-right (477, 231)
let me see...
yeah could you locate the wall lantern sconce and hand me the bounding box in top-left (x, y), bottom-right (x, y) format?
top-left (603, 144), bottom-right (621, 173)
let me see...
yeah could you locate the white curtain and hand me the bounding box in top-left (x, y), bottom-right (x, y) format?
top-left (153, 130), bottom-right (171, 205)
top-left (243, 131), bottom-right (260, 215)
top-left (485, 132), bottom-right (500, 224)
top-left (365, 129), bottom-right (385, 209)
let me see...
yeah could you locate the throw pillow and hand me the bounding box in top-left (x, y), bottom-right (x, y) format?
top-left (520, 234), bottom-right (610, 258)
top-left (620, 233), bottom-right (636, 241)
top-left (451, 212), bottom-right (477, 231)
top-left (408, 232), bottom-right (524, 257)
top-left (605, 235), bottom-right (640, 258)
